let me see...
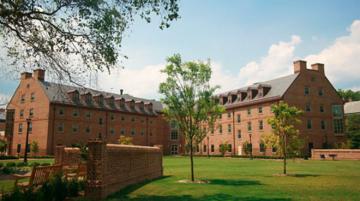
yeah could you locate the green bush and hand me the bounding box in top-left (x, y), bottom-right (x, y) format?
top-left (6, 162), bottom-right (16, 167)
top-left (41, 163), bottom-right (51, 166)
top-left (0, 155), bottom-right (18, 160)
top-left (31, 162), bottom-right (40, 167)
top-left (0, 162), bottom-right (4, 168)
top-left (16, 162), bottom-right (28, 167)
top-left (1, 167), bottom-right (15, 174)
top-left (67, 179), bottom-right (79, 197)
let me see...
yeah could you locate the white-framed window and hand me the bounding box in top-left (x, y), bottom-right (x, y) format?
top-left (171, 144), bottom-right (178, 155)
top-left (259, 120), bottom-right (264, 130)
top-left (170, 130), bottom-right (178, 140)
top-left (237, 130), bottom-right (241, 139)
top-left (19, 110), bottom-right (24, 118)
top-left (29, 108), bottom-right (34, 117)
top-left (18, 123), bottom-right (23, 133)
top-left (72, 124), bottom-right (79, 133)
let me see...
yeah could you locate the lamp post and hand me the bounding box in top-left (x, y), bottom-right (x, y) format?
top-left (249, 133), bottom-right (253, 160)
top-left (24, 118), bottom-right (31, 163)
top-left (207, 136), bottom-right (210, 158)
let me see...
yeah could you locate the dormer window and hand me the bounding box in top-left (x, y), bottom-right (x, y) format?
top-left (68, 90), bottom-right (79, 102)
top-left (84, 93), bottom-right (92, 104)
top-left (106, 96), bottom-right (115, 107)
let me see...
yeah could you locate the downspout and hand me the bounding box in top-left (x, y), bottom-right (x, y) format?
top-left (232, 110), bottom-right (236, 156)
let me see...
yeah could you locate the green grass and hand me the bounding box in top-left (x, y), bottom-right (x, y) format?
top-left (107, 156), bottom-right (360, 201)
top-left (0, 158), bottom-right (54, 193)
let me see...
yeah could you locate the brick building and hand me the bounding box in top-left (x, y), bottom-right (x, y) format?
top-left (197, 60), bottom-right (345, 156)
top-left (5, 69), bottom-right (183, 156)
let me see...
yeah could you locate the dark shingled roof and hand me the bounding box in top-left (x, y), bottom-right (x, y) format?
top-left (217, 73), bottom-right (299, 107)
top-left (38, 81), bottom-right (163, 115)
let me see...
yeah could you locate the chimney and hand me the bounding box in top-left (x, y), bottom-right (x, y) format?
top-left (120, 89), bottom-right (123, 95)
top-left (311, 63), bottom-right (325, 75)
top-left (33, 69), bottom-right (45, 81)
top-left (293, 60), bottom-right (307, 74)
top-left (21, 72), bottom-right (32, 80)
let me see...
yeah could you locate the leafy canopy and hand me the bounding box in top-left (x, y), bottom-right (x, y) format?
top-left (337, 89), bottom-right (360, 102)
top-left (346, 114), bottom-right (360, 148)
top-left (0, 0), bottom-right (179, 82)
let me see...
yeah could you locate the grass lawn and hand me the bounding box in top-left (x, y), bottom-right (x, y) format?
top-left (0, 158), bottom-right (54, 193)
top-left (107, 156), bottom-right (360, 201)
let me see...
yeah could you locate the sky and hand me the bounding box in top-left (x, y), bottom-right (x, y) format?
top-left (1, 0), bottom-right (360, 103)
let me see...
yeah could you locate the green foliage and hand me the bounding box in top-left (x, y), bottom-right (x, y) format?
top-left (16, 162), bottom-right (28, 167)
top-left (41, 163), bottom-right (51, 166)
top-left (5, 162), bottom-right (16, 167)
top-left (337, 89), bottom-right (360, 102)
top-left (346, 114), bottom-right (360, 148)
top-left (159, 54), bottom-right (225, 181)
top-left (219, 142), bottom-right (230, 156)
top-left (0, 0), bottom-right (179, 82)
top-left (1, 167), bottom-right (15, 174)
top-left (0, 155), bottom-right (18, 160)
top-left (0, 139), bottom-right (7, 153)
top-left (267, 101), bottom-right (303, 174)
top-left (31, 162), bottom-right (40, 167)
top-left (0, 162), bottom-right (3, 167)
top-left (66, 179), bottom-right (80, 197)
top-left (118, 135), bottom-right (133, 145)
top-left (242, 141), bottom-right (252, 156)
top-left (71, 144), bottom-right (88, 161)
top-left (30, 141), bottom-right (39, 156)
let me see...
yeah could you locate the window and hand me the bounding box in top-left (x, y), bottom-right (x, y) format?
top-left (131, 117), bottom-right (135, 122)
top-left (170, 121), bottom-right (177, 129)
top-left (272, 146), bottom-right (277, 153)
top-left (58, 108), bottom-right (64, 116)
top-left (321, 120), bottom-right (326, 130)
top-left (110, 128), bottom-right (115, 135)
top-left (149, 120), bottom-right (153, 124)
top-left (227, 112), bottom-right (231, 118)
top-left (259, 120), bottom-right (263, 130)
top-left (120, 129), bottom-right (125, 135)
top-left (121, 116), bottom-right (125, 121)
top-left (20, 94), bottom-right (25, 103)
top-left (86, 95), bottom-right (92, 104)
top-left (57, 123), bottom-right (64, 133)
top-left (170, 130), bottom-right (178, 140)
top-left (318, 88), bottom-right (324, 96)
top-left (29, 108), bottom-right (34, 117)
top-left (304, 87), bottom-right (310, 95)
top-left (260, 143), bottom-right (265, 152)
top-left (228, 144), bottom-right (232, 152)
top-left (17, 144), bottom-right (21, 153)
top-left (85, 126), bottom-right (91, 134)
top-left (333, 119), bottom-right (344, 134)
top-left (237, 114), bottom-right (241, 123)
top-left (26, 144), bottom-right (30, 153)
top-left (320, 105), bottom-right (325, 113)
top-left (110, 114), bottom-right (115, 121)
top-left (86, 111), bottom-right (91, 119)
top-left (28, 122), bottom-right (32, 133)
top-left (247, 108), bottom-right (251, 115)
top-left (247, 122), bottom-right (252, 132)
top-left (227, 124), bottom-right (231, 133)
top-left (72, 110), bottom-right (79, 117)
top-left (203, 145), bottom-right (207, 152)
top-left (73, 92), bottom-right (79, 102)
top-left (171, 145), bottom-right (178, 155)
top-left (237, 130), bottom-right (241, 139)
top-left (210, 126), bottom-right (214, 135)
top-left (19, 110), bottom-right (24, 118)
top-left (141, 130), bottom-right (145, 136)
top-left (99, 118), bottom-right (103, 125)
top-left (211, 144), bottom-right (214, 152)
top-left (307, 120), bottom-right (312, 129)
top-left (31, 93), bottom-right (35, 101)
top-left (305, 103), bottom-right (311, 112)
top-left (131, 129), bottom-right (135, 136)
top-left (332, 105), bottom-right (343, 118)
top-left (258, 106), bottom-right (263, 114)
top-left (219, 125), bottom-right (222, 134)
top-left (26, 84), bottom-right (30, 88)
top-left (72, 124), bottom-right (79, 133)
top-left (141, 118), bottom-right (145, 123)
top-left (18, 123), bottom-right (23, 133)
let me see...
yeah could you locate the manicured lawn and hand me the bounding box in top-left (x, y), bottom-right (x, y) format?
top-left (107, 156), bottom-right (360, 201)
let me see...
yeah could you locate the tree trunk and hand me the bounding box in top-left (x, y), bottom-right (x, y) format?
top-left (283, 134), bottom-right (287, 175)
top-left (190, 141), bottom-right (195, 181)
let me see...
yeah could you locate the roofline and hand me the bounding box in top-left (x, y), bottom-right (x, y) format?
top-left (224, 96), bottom-right (282, 110)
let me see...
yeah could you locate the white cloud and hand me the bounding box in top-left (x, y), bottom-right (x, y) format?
top-left (0, 93), bottom-right (10, 105)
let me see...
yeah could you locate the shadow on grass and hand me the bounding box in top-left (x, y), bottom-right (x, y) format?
top-left (288, 174), bottom-right (319, 178)
top-left (106, 193), bottom-right (291, 201)
top-left (207, 179), bottom-right (262, 186)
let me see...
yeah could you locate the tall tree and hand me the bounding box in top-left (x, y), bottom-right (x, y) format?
top-left (30, 140), bottom-right (39, 156)
top-left (0, 0), bottom-right (179, 82)
top-left (346, 114), bottom-right (360, 148)
top-left (268, 101), bottom-right (303, 175)
top-left (337, 89), bottom-right (360, 102)
top-left (159, 54), bottom-right (224, 182)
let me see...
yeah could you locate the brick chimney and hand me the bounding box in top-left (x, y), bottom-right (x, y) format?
top-left (33, 69), bottom-right (45, 81)
top-left (21, 72), bottom-right (32, 80)
top-left (311, 63), bottom-right (325, 75)
top-left (293, 60), bottom-right (307, 74)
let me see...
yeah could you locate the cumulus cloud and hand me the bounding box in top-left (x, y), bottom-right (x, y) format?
top-left (0, 93), bottom-right (10, 105)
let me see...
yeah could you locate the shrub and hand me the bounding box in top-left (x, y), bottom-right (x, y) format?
top-left (0, 155), bottom-right (18, 160)
top-left (41, 163), bottom-right (51, 166)
top-left (16, 162), bottom-right (28, 167)
top-left (0, 162), bottom-right (3, 168)
top-left (2, 167), bottom-right (15, 174)
top-left (67, 179), bottom-right (79, 197)
top-left (6, 162), bottom-right (16, 167)
top-left (31, 162), bottom-right (40, 167)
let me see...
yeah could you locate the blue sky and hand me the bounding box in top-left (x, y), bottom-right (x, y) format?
top-left (1, 0), bottom-right (360, 101)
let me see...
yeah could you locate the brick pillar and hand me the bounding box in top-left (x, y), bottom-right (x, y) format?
top-left (85, 140), bottom-right (107, 200)
top-left (153, 145), bottom-right (163, 176)
top-left (54, 146), bottom-right (65, 165)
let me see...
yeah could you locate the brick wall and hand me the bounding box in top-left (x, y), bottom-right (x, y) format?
top-left (54, 146), bottom-right (81, 166)
top-left (85, 140), bottom-right (163, 200)
top-left (311, 149), bottom-right (360, 160)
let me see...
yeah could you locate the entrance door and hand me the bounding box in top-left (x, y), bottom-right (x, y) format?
top-left (171, 145), bottom-right (178, 155)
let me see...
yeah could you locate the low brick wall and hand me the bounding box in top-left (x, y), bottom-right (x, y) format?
top-left (85, 140), bottom-right (163, 200)
top-left (312, 149), bottom-right (360, 160)
top-left (54, 146), bottom-right (81, 166)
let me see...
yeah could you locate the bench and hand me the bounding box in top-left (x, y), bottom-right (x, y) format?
top-left (320, 154), bottom-right (326, 160)
top-left (13, 165), bottom-right (62, 188)
top-left (329, 154), bottom-right (337, 160)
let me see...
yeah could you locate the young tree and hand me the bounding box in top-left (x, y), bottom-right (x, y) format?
top-left (159, 54), bottom-right (224, 182)
top-left (31, 141), bottom-right (39, 156)
top-left (118, 135), bottom-right (133, 145)
top-left (0, 139), bottom-right (7, 154)
top-left (219, 142), bottom-right (230, 157)
top-left (0, 0), bottom-right (179, 82)
top-left (268, 101), bottom-right (303, 175)
top-left (346, 114), bottom-right (360, 148)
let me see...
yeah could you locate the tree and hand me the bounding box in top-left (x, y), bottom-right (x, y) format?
top-left (159, 54), bottom-right (224, 182)
top-left (118, 135), bottom-right (133, 145)
top-left (31, 140), bottom-right (39, 156)
top-left (0, 0), bottom-right (179, 82)
top-left (346, 114), bottom-right (360, 148)
top-left (267, 101), bottom-right (303, 175)
top-left (337, 89), bottom-right (360, 102)
top-left (219, 142), bottom-right (230, 157)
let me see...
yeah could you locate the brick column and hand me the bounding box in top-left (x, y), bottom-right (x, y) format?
top-left (54, 145), bottom-right (65, 165)
top-left (85, 140), bottom-right (107, 200)
top-left (153, 145), bottom-right (163, 176)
